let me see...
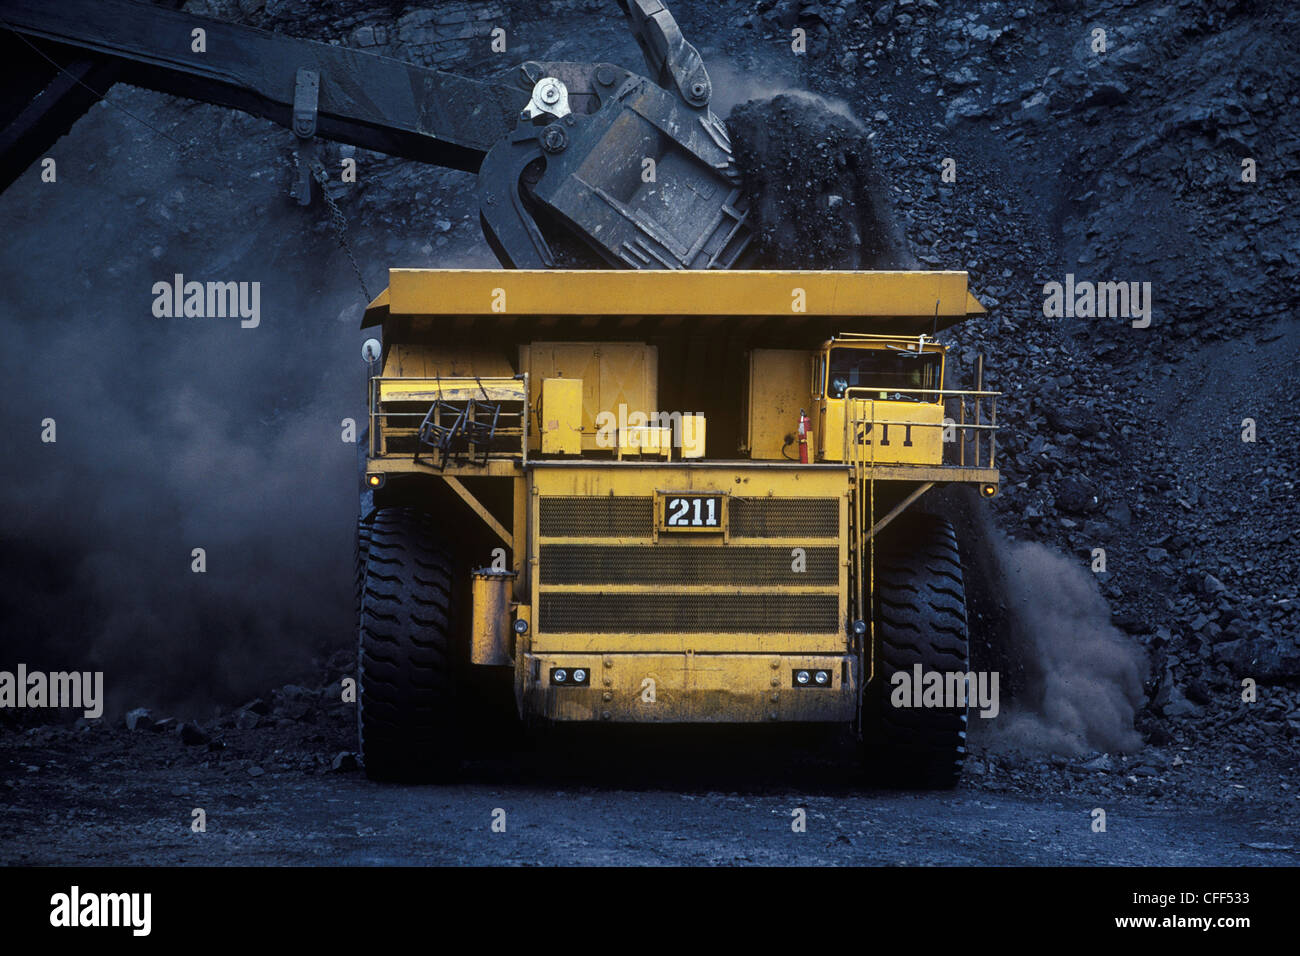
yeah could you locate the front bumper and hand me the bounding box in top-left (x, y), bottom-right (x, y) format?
top-left (519, 652), bottom-right (857, 723)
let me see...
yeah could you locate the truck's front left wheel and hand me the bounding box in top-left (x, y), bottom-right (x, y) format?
top-left (357, 507), bottom-right (460, 781)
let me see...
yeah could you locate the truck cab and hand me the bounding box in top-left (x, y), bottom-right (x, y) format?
top-left (815, 334), bottom-right (947, 466)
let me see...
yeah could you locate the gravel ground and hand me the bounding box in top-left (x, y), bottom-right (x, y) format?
top-left (2, 703), bottom-right (1296, 865)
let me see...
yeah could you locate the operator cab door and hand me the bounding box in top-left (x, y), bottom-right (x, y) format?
top-left (817, 342), bottom-right (946, 465)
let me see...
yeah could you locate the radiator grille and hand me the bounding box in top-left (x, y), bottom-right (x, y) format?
top-left (536, 494), bottom-right (842, 635)
top-left (539, 592), bottom-right (839, 633)
top-left (730, 497), bottom-right (838, 537)
top-left (540, 544), bottom-right (838, 586)
top-left (538, 496), bottom-right (652, 537)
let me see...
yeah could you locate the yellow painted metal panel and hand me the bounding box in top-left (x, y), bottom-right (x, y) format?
top-left (529, 462), bottom-right (850, 498)
top-left (520, 652), bottom-right (856, 723)
top-left (512, 476), bottom-right (529, 600)
top-left (362, 285), bottom-right (389, 326)
top-left (471, 572), bottom-right (514, 666)
top-left (534, 536), bottom-right (840, 547)
top-left (748, 349), bottom-right (816, 459)
top-left (366, 458), bottom-right (522, 477)
top-left (819, 400), bottom-right (845, 461)
top-left (540, 377), bottom-right (583, 455)
top-left (538, 584), bottom-right (839, 594)
top-left (383, 269), bottom-right (981, 318)
top-left (843, 399), bottom-right (945, 466)
top-left (616, 425), bottom-right (671, 458)
top-left (381, 343), bottom-right (514, 379)
top-left (521, 342), bottom-right (657, 450)
top-left (527, 465), bottom-right (851, 655)
top-left (680, 414), bottom-right (706, 459)
top-left (529, 634), bottom-right (850, 654)
top-left (377, 377), bottom-right (525, 403)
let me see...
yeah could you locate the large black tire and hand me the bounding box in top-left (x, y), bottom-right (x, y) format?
top-left (357, 508), bottom-right (461, 781)
top-left (354, 515), bottom-right (372, 621)
top-left (864, 513), bottom-right (970, 788)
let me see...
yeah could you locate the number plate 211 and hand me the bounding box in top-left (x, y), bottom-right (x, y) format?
top-left (658, 493), bottom-right (725, 532)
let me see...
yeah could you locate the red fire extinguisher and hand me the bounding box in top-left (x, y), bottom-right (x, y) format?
top-left (797, 409), bottom-right (810, 464)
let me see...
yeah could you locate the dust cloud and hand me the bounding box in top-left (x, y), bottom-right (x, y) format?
top-left (0, 96), bottom-right (376, 718)
top-left (977, 531), bottom-right (1149, 755)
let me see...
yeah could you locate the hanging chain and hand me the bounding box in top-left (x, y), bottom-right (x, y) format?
top-left (313, 164), bottom-right (372, 303)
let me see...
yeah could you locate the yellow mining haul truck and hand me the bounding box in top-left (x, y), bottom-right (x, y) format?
top-left (355, 269), bottom-right (1000, 786)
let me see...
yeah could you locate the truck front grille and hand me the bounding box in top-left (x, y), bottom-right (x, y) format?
top-left (730, 497), bottom-right (838, 537)
top-left (540, 544), bottom-right (838, 586)
top-left (535, 495), bottom-right (842, 635)
top-left (539, 496), bottom-right (652, 537)
top-left (539, 592), bottom-right (839, 634)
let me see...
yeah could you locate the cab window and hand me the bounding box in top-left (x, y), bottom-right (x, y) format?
top-left (826, 347), bottom-right (941, 402)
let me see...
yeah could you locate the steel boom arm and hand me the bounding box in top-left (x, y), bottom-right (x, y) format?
top-left (0, 0), bottom-right (526, 191)
top-left (0, 0), bottom-right (752, 271)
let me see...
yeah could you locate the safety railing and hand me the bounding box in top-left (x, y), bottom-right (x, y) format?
top-left (367, 374), bottom-right (528, 467)
top-left (843, 384), bottom-right (1000, 641)
top-left (842, 387), bottom-right (1000, 471)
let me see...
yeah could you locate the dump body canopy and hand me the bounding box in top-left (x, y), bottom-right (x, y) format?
top-left (362, 269), bottom-right (986, 346)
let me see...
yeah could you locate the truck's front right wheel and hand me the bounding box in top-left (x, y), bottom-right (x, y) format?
top-left (357, 507), bottom-right (460, 781)
top-left (863, 513), bottom-right (970, 789)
